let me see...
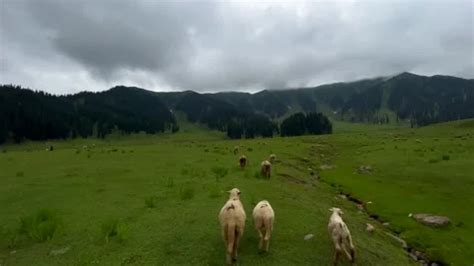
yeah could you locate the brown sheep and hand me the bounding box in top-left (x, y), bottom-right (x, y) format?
top-left (219, 188), bottom-right (246, 264)
top-left (239, 155), bottom-right (247, 168)
top-left (260, 160), bottom-right (272, 178)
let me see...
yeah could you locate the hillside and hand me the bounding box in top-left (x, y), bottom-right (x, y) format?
top-left (1, 72), bottom-right (473, 144)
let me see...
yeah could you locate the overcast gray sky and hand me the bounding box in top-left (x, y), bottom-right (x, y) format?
top-left (1, 0), bottom-right (473, 94)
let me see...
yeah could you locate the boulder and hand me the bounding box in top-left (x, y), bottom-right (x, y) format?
top-left (412, 213), bottom-right (451, 227)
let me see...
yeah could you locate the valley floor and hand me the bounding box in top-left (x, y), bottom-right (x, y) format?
top-left (0, 119), bottom-right (473, 265)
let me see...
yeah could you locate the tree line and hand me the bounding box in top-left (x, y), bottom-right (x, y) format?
top-left (0, 85), bottom-right (177, 144)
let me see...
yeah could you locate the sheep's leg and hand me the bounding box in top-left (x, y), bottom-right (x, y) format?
top-left (264, 228), bottom-right (271, 251)
top-left (333, 248), bottom-right (341, 266)
top-left (333, 239), bottom-right (343, 266)
top-left (341, 244), bottom-right (353, 262)
top-left (226, 224), bottom-right (235, 264)
top-left (232, 230), bottom-right (241, 261)
top-left (258, 229), bottom-right (264, 250)
top-left (347, 234), bottom-right (355, 262)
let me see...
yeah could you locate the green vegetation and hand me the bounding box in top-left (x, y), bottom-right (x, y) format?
top-left (0, 119), bottom-right (472, 265)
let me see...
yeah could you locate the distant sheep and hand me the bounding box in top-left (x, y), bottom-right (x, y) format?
top-left (219, 188), bottom-right (246, 264)
top-left (239, 155), bottom-right (247, 168)
top-left (328, 207), bottom-right (355, 265)
top-left (253, 200), bottom-right (275, 252)
top-left (260, 160), bottom-right (272, 178)
top-left (268, 154), bottom-right (277, 163)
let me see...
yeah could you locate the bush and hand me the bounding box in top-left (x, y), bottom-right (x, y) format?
top-left (18, 209), bottom-right (58, 242)
top-left (101, 218), bottom-right (128, 242)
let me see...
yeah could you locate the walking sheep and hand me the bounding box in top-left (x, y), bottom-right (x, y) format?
top-left (260, 160), bottom-right (272, 178)
top-left (328, 207), bottom-right (355, 265)
top-left (219, 188), bottom-right (246, 264)
top-left (253, 200), bottom-right (275, 252)
top-left (239, 155), bottom-right (247, 168)
top-left (268, 154), bottom-right (277, 163)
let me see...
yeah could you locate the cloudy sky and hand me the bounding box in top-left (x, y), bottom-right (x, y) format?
top-left (0, 0), bottom-right (473, 94)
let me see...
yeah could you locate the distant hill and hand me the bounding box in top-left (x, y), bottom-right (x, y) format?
top-left (1, 72), bottom-right (473, 143)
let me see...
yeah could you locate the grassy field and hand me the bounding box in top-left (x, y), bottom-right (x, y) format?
top-left (0, 119), bottom-right (472, 265)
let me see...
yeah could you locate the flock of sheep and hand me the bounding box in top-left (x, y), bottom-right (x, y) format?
top-left (219, 149), bottom-right (355, 265)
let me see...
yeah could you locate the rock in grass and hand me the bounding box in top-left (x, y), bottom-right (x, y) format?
top-left (357, 165), bottom-right (372, 174)
top-left (304, 234), bottom-right (314, 241)
top-left (50, 246), bottom-right (70, 256)
top-left (366, 223), bottom-right (375, 233)
top-left (319, 164), bottom-right (334, 170)
top-left (412, 213), bottom-right (451, 227)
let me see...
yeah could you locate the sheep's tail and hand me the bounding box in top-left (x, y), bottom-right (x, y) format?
top-left (226, 223), bottom-right (236, 255)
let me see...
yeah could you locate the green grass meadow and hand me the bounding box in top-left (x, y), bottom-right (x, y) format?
top-left (1, 119), bottom-right (473, 265)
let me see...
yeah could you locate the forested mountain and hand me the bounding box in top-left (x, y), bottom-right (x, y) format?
top-left (0, 85), bottom-right (176, 143)
top-left (1, 72), bottom-right (472, 143)
top-left (206, 73), bottom-right (474, 126)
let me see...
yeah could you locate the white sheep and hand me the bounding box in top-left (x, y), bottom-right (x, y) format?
top-left (260, 160), bottom-right (272, 178)
top-left (252, 200), bottom-right (275, 252)
top-left (328, 207), bottom-right (355, 265)
top-left (268, 154), bottom-right (277, 163)
top-left (219, 188), bottom-right (246, 264)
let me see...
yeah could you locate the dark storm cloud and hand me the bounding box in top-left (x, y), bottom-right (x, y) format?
top-left (1, 0), bottom-right (473, 93)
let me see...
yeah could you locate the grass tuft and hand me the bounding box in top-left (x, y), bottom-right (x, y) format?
top-left (442, 155), bottom-right (450, 161)
top-left (16, 171), bottom-right (24, 177)
top-left (101, 218), bottom-right (128, 242)
top-left (18, 209), bottom-right (58, 242)
top-left (211, 166), bottom-right (229, 181)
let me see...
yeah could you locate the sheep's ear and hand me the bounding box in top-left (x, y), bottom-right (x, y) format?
top-left (329, 208), bottom-right (334, 212)
top-left (237, 191), bottom-right (241, 195)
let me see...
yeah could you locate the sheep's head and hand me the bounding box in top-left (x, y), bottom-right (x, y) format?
top-left (329, 207), bottom-right (344, 215)
top-left (228, 188), bottom-right (241, 199)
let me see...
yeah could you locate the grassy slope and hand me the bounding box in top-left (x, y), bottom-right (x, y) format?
top-left (0, 125), bottom-right (413, 265)
top-left (322, 119), bottom-right (474, 265)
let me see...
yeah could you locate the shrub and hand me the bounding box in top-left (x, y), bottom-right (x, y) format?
top-left (101, 218), bottom-right (128, 242)
top-left (18, 209), bottom-right (58, 242)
